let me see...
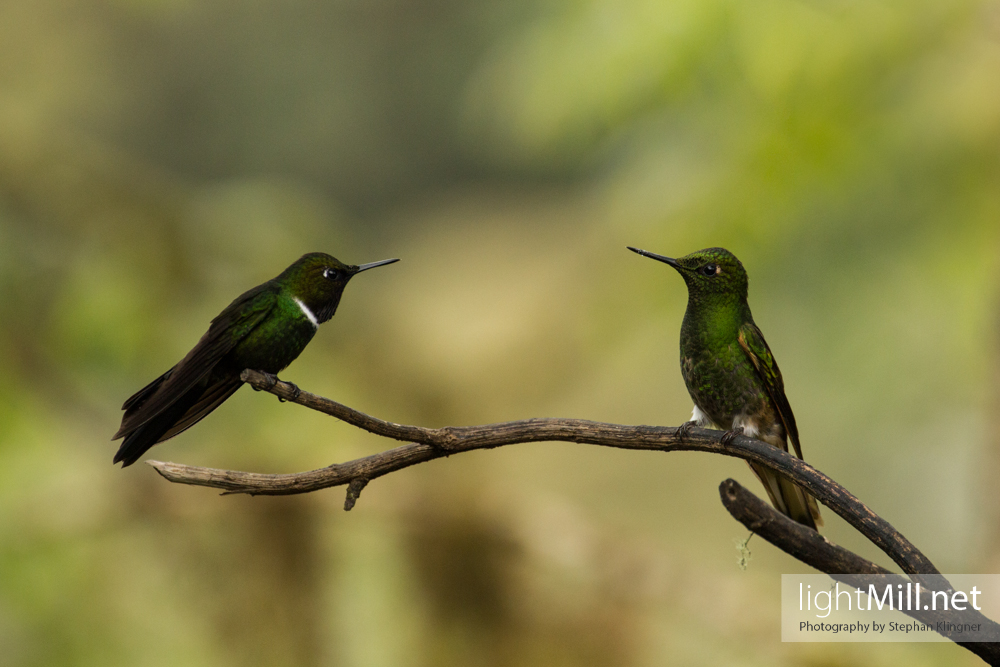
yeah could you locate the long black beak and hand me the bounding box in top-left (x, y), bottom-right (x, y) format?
top-left (355, 258), bottom-right (400, 273)
top-left (627, 246), bottom-right (679, 268)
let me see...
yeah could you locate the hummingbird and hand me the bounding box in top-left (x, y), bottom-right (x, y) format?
top-left (628, 246), bottom-right (822, 530)
top-left (112, 252), bottom-right (399, 467)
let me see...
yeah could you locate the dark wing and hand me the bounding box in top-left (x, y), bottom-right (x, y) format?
top-left (158, 378), bottom-right (243, 441)
top-left (122, 368), bottom-right (172, 412)
top-left (113, 282), bottom-right (277, 439)
top-left (113, 373), bottom-right (241, 466)
top-left (737, 321), bottom-right (802, 459)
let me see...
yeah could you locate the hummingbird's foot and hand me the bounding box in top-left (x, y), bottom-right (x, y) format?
top-left (677, 420), bottom-right (697, 441)
top-left (250, 372), bottom-right (299, 401)
top-left (278, 381), bottom-right (302, 403)
top-left (720, 426), bottom-right (745, 447)
top-left (252, 372), bottom-right (281, 391)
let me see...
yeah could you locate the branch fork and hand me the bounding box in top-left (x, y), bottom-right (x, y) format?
top-left (143, 369), bottom-right (1000, 664)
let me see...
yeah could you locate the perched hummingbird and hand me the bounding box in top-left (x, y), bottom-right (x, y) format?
top-left (628, 246), bottom-right (822, 529)
top-left (112, 252), bottom-right (399, 467)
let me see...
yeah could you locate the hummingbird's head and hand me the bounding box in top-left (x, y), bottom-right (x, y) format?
top-left (276, 252), bottom-right (399, 323)
top-left (628, 246), bottom-right (748, 301)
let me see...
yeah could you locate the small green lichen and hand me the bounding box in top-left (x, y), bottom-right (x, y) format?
top-left (736, 533), bottom-right (754, 571)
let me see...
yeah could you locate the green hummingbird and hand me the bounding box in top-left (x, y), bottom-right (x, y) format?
top-left (112, 252), bottom-right (399, 467)
top-left (628, 246), bottom-right (822, 530)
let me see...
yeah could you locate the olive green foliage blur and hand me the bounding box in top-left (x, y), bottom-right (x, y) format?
top-left (0, 1), bottom-right (998, 666)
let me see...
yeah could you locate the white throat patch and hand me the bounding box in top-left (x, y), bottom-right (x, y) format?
top-left (293, 297), bottom-right (319, 328)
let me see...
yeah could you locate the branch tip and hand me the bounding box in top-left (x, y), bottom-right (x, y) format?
top-left (344, 478), bottom-right (369, 511)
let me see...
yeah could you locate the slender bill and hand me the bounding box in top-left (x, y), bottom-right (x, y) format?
top-left (627, 246), bottom-right (679, 268)
top-left (355, 258), bottom-right (400, 273)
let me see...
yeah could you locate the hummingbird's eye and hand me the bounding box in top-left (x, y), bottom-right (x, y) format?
top-left (322, 267), bottom-right (339, 280)
top-left (700, 263), bottom-right (718, 276)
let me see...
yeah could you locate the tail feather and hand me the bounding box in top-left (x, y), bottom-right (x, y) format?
top-left (113, 369), bottom-right (172, 439)
top-left (113, 388), bottom-right (202, 467)
top-left (113, 374), bottom-right (243, 467)
top-left (749, 462), bottom-right (823, 529)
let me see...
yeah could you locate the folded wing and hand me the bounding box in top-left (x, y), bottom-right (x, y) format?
top-left (738, 321), bottom-right (823, 528)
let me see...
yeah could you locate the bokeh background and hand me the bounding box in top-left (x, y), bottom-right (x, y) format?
top-left (1, 0), bottom-right (999, 665)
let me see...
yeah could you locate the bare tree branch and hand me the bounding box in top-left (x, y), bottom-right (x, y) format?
top-left (148, 370), bottom-right (935, 577)
top-left (721, 479), bottom-right (1000, 663)
top-left (143, 370), bottom-right (1000, 663)
top-left (721, 477), bottom-right (892, 576)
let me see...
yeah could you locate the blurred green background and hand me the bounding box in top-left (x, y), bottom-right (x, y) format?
top-left (1, 0), bottom-right (999, 665)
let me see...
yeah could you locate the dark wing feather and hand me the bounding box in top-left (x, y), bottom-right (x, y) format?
top-left (158, 378), bottom-right (243, 441)
top-left (737, 321), bottom-right (802, 459)
top-left (113, 384), bottom-right (203, 466)
top-left (121, 369), bottom-right (172, 412)
top-left (114, 282), bottom-right (277, 439)
top-left (114, 368), bottom-right (175, 439)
